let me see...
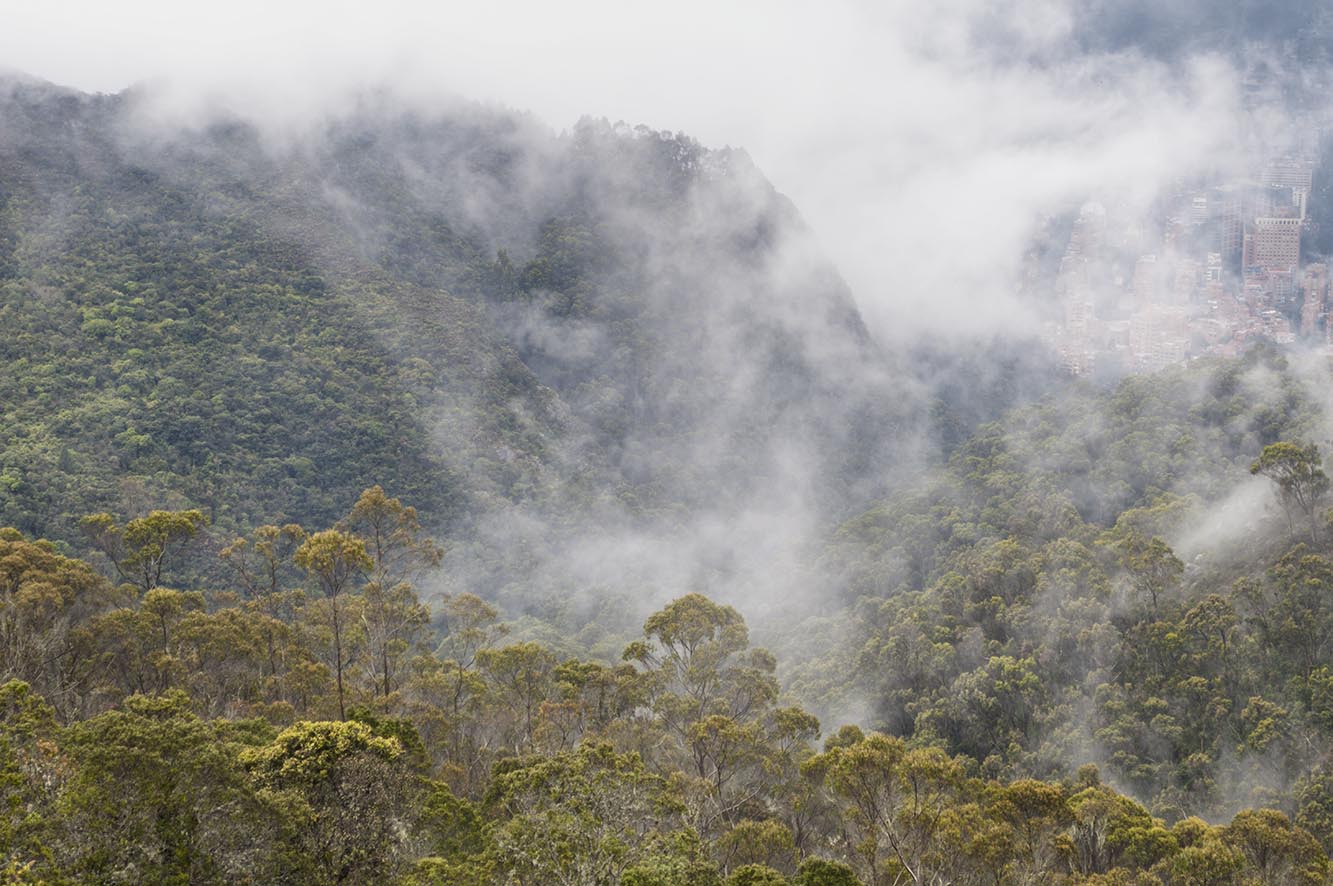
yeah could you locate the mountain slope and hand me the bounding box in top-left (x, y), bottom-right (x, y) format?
top-left (0, 76), bottom-right (919, 607)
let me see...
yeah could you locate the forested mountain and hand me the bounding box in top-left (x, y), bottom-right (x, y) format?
top-left (0, 72), bottom-right (1066, 629)
top-left (2, 73), bottom-right (1333, 884)
top-left (0, 73), bottom-right (957, 618)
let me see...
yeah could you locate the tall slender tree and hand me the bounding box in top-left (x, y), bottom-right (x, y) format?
top-left (295, 530), bottom-right (371, 719)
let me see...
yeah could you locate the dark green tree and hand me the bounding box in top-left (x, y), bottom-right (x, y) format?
top-left (1251, 442), bottom-right (1330, 543)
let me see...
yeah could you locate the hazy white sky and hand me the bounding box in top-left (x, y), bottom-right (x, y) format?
top-left (0, 0), bottom-right (1258, 339)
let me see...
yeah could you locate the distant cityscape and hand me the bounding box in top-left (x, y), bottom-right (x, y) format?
top-left (1036, 128), bottom-right (1333, 378)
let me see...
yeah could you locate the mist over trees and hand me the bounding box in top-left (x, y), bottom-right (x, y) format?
top-left (2, 6), bottom-right (1333, 879)
top-left (2, 441), bottom-right (1332, 883)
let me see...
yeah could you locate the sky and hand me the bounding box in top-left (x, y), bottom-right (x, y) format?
top-left (0, 0), bottom-right (1268, 341)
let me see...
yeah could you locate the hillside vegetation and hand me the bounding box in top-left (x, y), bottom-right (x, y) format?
top-left (0, 481), bottom-right (1329, 884)
top-left (1, 76), bottom-right (1333, 883)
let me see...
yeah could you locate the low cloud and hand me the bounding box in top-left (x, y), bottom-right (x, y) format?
top-left (2, 0), bottom-right (1299, 346)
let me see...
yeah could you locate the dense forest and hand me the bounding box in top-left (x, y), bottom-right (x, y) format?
top-left (0, 467), bottom-right (1330, 884)
top-left (2, 74), bottom-right (1333, 884)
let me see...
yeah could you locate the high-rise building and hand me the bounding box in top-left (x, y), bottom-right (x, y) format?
top-left (1132, 255), bottom-right (1157, 306)
top-left (1210, 185), bottom-right (1244, 270)
top-left (1301, 263), bottom-right (1329, 338)
top-left (1190, 193), bottom-right (1209, 226)
top-left (1068, 203), bottom-right (1106, 260)
top-left (1262, 157), bottom-right (1316, 217)
top-left (1245, 216), bottom-right (1302, 273)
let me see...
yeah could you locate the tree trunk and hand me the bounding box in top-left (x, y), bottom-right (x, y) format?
top-left (332, 593), bottom-right (345, 720)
